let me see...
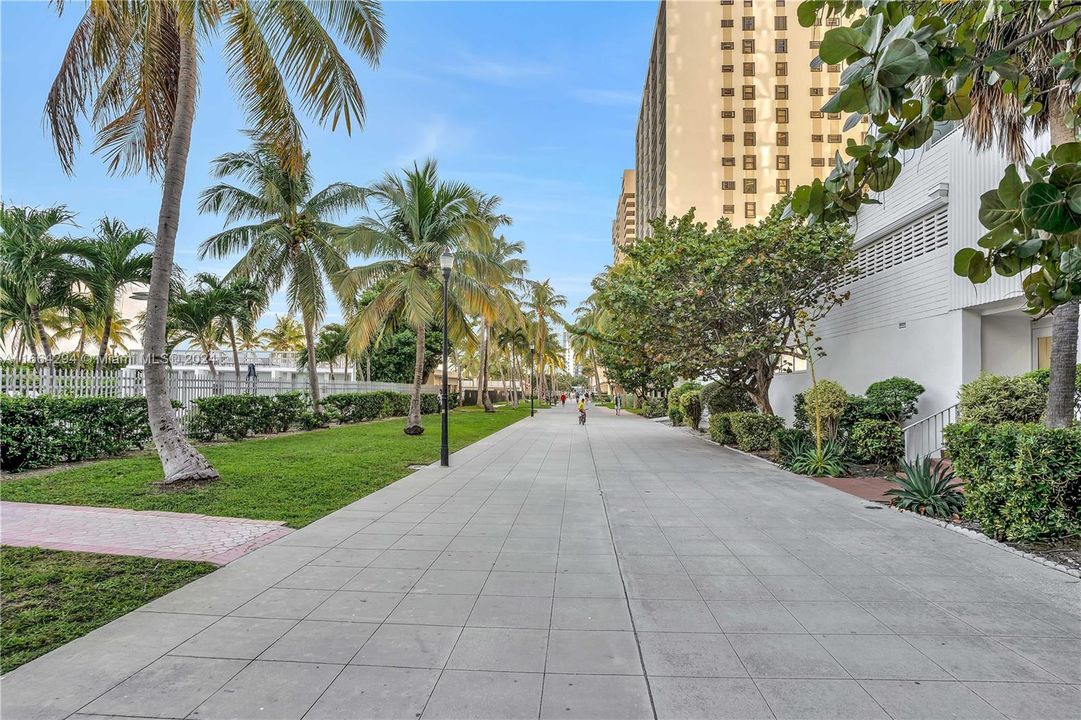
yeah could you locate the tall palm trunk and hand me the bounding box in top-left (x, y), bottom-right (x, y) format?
top-left (1046, 109), bottom-right (1080, 427)
top-left (477, 321), bottom-right (495, 411)
top-left (31, 305), bottom-right (54, 372)
top-left (405, 325), bottom-right (426, 434)
top-left (301, 308), bottom-right (322, 412)
top-left (227, 321), bottom-right (242, 383)
top-left (26, 329), bottom-right (41, 374)
top-left (96, 311), bottom-right (113, 371)
top-left (143, 29), bottom-right (219, 484)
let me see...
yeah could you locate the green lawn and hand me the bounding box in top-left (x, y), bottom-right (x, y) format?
top-left (0, 546), bottom-right (215, 675)
top-left (1, 406), bottom-right (528, 528)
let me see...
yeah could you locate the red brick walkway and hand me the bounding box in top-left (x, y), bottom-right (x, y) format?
top-left (812, 475), bottom-right (900, 503)
top-left (0, 501), bottom-right (292, 565)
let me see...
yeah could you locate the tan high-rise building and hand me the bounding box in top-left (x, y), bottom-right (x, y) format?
top-left (636, 0), bottom-right (863, 236)
top-left (611, 169), bottom-right (637, 262)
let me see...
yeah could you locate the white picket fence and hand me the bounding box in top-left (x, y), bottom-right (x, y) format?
top-left (0, 366), bottom-right (429, 425)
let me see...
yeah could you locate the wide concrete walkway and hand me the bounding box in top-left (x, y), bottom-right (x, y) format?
top-left (3, 406), bottom-right (1079, 720)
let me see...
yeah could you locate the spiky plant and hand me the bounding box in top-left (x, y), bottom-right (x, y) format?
top-left (886, 456), bottom-right (965, 518)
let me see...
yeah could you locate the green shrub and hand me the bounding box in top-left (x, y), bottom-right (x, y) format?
top-left (958, 374), bottom-right (1045, 425)
top-left (0, 396), bottom-right (151, 472)
top-left (865, 376), bottom-right (925, 422)
top-left (700, 381), bottom-right (754, 415)
top-left (641, 397), bottom-right (667, 418)
top-left (803, 380), bottom-right (848, 440)
top-left (186, 393), bottom-right (311, 441)
top-left (297, 410), bottom-right (332, 431)
top-left (727, 412), bottom-right (785, 452)
top-left (1022, 364), bottom-right (1081, 414)
top-left (324, 391), bottom-right (442, 424)
top-left (790, 440), bottom-right (847, 477)
top-left (849, 419), bottom-right (904, 466)
top-left (680, 392), bottom-right (703, 429)
top-left (708, 413), bottom-right (735, 444)
top-left (945, 422), bottom-right (1081, 542)
top-left (667, 382), bottom-right (701, 424)
top-left (772, 427), bottom-right (812, 466)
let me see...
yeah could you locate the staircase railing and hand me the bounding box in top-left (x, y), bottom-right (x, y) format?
top-left (902, 403), bottom-right (958, 461)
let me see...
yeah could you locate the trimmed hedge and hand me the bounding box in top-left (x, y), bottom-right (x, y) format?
top-left (708, 413), bottom-right (735, 444)
top-left (958, 373), bottom-right (1045, 425)
top-left (700, 381), bottom-right (754, 415)
top-left (667, 382), bottom-right (702, 425)
top-left (848, 419), bottom-right (903, 465)
top-left (945, 422), bottom-right (1081, 542)
top-left (680, 392), bottom-right (703, 429)
top-left (727, 412), bottom-right (785, 452)
top-left (1, 396), bottom-right (151, 472)
top-left (864, 376), bottom-right (924, 423)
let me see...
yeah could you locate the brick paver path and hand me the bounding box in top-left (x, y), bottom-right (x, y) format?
top-left (3, 405), bottom-right (1079, 719)
top-left (1, 502), bottom-right (291, 565)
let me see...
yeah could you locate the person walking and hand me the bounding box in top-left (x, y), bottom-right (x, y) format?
top-left (614, 393), bottom-right (623, 416)
top-left (577, 396), bottom-right (586, 425)
top-left (560, 393), bottom-right (566, 407)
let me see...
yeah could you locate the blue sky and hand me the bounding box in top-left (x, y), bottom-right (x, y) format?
top-left (1, 0), bottom-right (656, 325)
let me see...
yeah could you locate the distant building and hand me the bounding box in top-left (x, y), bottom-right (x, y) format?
top-left (635, 0), bottom-right (863, 235)
top-left (611, 169), bottom-right (636, 262)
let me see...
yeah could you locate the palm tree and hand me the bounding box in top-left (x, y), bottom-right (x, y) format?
top-left (198, 143), bottom-right (364, 411)
top-left (522, 280), bottom-right (567, 399)
top-left (0, 205), bottom-right (88, 375)
top-left (301, 322), bottom-right (348, 380)
top-left (946, 3), bottom-right (1079, 427)
top-left (165, 284), bottom-right (228, 378)
top-left (192, 273), bottom-right (265, 381)
top-left (337, 160), bottom-right (495, 434)
top-left (0, 273), bottom-right (90, 369)
top-left (469, 230), bottom-right (526, 412)
top-left (46, 0), bottom-right (386, 483)
top-left (77, 218), bottom-right (154, 373)
top-left (261, 315), bottom-right (306, 352)
top-left (571, 299), bottom-right (605, 392)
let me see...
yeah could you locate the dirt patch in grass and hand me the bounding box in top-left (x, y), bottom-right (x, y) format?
top-left (0, 546), bottom-right (214, 675)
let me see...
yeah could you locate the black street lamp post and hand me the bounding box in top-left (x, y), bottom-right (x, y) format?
top-left (529, 343), bottom-right (536, 418)
top-left (439, 250), bottom-right (453, 467)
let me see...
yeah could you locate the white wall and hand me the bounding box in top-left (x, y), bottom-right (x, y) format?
top-left (981, 313), bottom-right (1035, 376)
top-left (770, 311), bottom-right (965, 423)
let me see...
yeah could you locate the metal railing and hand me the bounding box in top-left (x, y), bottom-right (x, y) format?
top-left (902, 403), bottom-right (958, 461)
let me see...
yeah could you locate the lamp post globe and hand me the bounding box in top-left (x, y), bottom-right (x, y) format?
top-left (440, 251), bottom-right (453, 467)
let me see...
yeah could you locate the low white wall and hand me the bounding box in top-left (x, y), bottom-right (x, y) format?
top-left (769, 311), bottom-right (965, 424)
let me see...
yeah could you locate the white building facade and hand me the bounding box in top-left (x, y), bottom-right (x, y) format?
top-left (769, 127), bottom-right (1076, 430)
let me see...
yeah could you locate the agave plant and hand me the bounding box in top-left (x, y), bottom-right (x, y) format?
top-left (790, 440), bottom-right (847, 477)
top-left (886, 456), bottom-right (964, 519)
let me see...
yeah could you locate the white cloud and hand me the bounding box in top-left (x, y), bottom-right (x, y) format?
top-left (394, 117), bottom-right (474, 166)
top-left (444, 52), bottom-right (556, 84)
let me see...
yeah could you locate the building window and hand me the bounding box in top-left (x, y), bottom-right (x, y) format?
top-left (775, 39), bottom-right (787, 53)
top-left (721, 41), bottom-right (735, 50)
top-left (743, 155), bottom-right (757, 170)
top-left (742, 39), bottom-right (755, 54)
top-left (744, 131), bottom-right (756, 146)
top-left (777, 108), bottom-right (789, 123)
top-left (776, 61), bottom-right (788, 76)
top-left (719, 0), bottom-right (733, 4)
top-left (722, 87), bottom-right (735, 97)
top-left (777, 178), bottom-right (790, 193)
top-left (721, 19), bottom-right (734, 28)
top-left (775, 16), bottom-right (787, 30)
top-left (742, 16), bottom-right (755, 30)
top-left (828, 86), bottom-right (840, 94)
top-left (828, 64), bottom-right (841, 72)
top-left (810, 110), bottom-right (824, 119)
top-left (811, 63), bottom-right (822, 73)
top-left (776, 85), bottom-right (789, 100)
top-left (722, 180), bottom-right (736, 190)
top-left (721, 110), bottom-right (736, 118)
top-left (812, 157), bottom-right (826, 167)
top-left (810, 40), bottom-right (821, 48)
top-left (810, 87), bottom-right (824, 96)
top-left (722, 64), bottom-right (734, 72)
top-left (828, 133), bottom-right (842, 143)
top-left (722, 157), bottom-right (736, 166)
top-left (826, 17), bottom-right (840, 26)
top-left (723, 204), bottom-right (735, 214)
top-left (777, 131), bottom-right (789, 146)
top-left (743, 85), bottom-right (755, 100)
top-left (743, 62), bottom-right (755, 76)
top-left (722, 133), bottom-right (735, 142)
top-left (811, 133), bottom-right (823, 142)
top-left (777, 155), bottom-right (790, 170)
top-left (827, 112), bottom-right (841, 119)
top-left (743, 178), bottom-right (757, 193)
top-left (743, 107), bottom-right (756, 123)
top-left (745, 202), bottom-right (757, 219)
top-left (776, 0), bottom-right (785, 5)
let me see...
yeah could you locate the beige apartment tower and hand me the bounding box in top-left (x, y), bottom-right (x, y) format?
top-left (636, 0), bottom-right (862, 236)
top-left (611, 169), bottom-right (637, 262)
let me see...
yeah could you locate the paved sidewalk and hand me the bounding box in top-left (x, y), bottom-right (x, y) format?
top-left (3, 405), bottom-right (1078, 719)
top-left (1, 502), bottom-right (292, 565)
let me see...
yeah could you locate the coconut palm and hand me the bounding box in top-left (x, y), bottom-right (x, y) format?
top-left (261, 315), bottom-right (306, 352)
top-left (300, 322), bottom-right (349, 380)
top-left (571, 299), bottom-right (605, 392)
top-left (522, 279), bottom-right (567, 399)
top-left (945, 2), bottom-right (1079, 427)
top-left (198, 143), bottom-right (364, 410)
top-left (0, 205), bottom-right (89, 374)
top-left (45, 0), bottom-right (386, 483)
top-left (76, 218), bottom-right (154, 372)
top-left (470, 231), bottom-right (527, 412)
top-left (337, 160), bottom-right (496, 434)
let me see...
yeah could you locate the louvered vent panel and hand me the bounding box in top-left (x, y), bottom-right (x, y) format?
top-left (846, 210), bottom-right (948, 285)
